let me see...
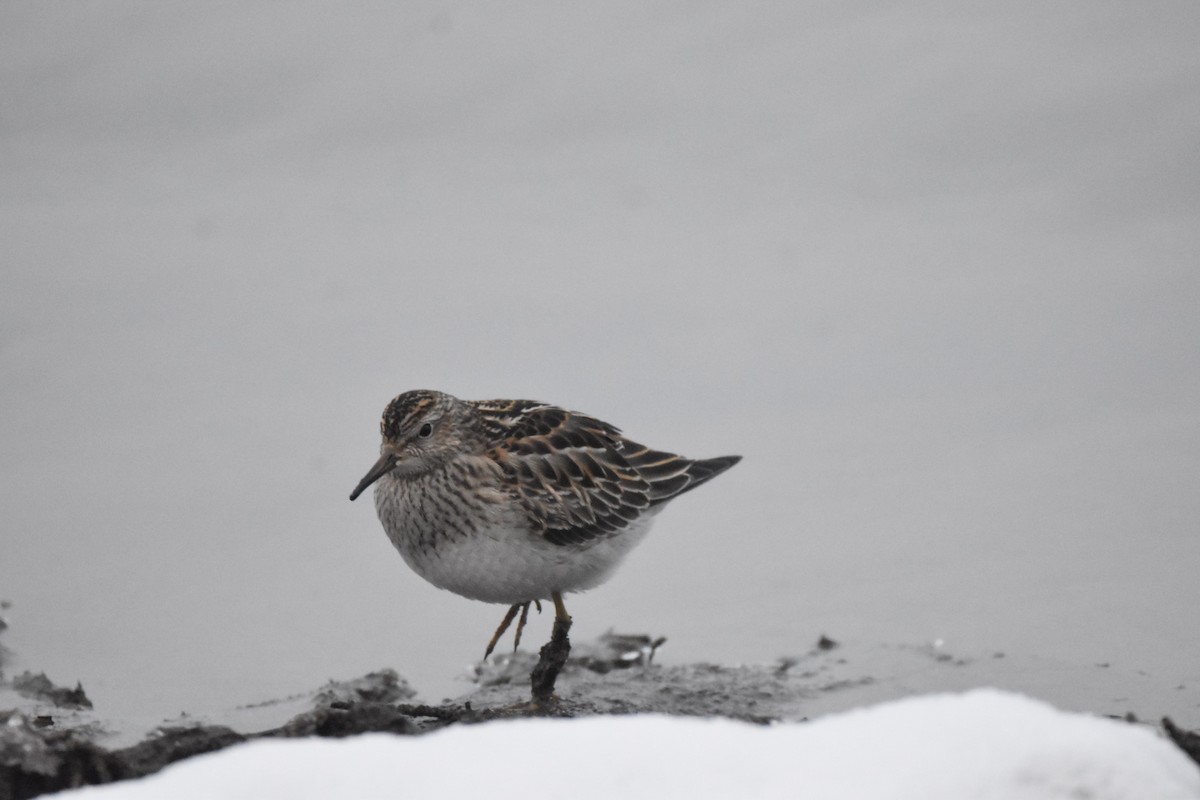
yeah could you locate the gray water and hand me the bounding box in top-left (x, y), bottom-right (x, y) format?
top-left (2, 2), bottom-right (1198, 727)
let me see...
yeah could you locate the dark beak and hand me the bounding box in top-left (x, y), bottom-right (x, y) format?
top-left (349, 453), bottom-right (397, 501)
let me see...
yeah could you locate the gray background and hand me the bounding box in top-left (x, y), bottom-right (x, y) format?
top-left (2, 2), bottom-right (1198, 721)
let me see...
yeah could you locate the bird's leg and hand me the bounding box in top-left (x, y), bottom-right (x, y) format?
top-left (512, 599), bottom-right (543, 651)
top-left (551, 591), bottom-right (570, 623)
top-left (512, 601), bottom-right (533, 652)
top-left (483, 603), bottom-right (522, 661)
top-left (530, 590), bottom-right (573, 706)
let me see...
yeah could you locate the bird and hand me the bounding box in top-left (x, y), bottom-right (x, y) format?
top-left (349, 389), bottom-right (741, 666)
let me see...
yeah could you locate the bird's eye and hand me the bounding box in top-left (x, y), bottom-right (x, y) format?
top-left (418, 422), bottom-right (433, 438)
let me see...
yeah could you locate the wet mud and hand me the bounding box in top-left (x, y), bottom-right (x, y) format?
top-left (2, 621), bottom-right (1198, 800)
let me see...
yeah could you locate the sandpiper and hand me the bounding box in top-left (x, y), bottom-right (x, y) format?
top-left (350, 390), bottom-right (740, 675)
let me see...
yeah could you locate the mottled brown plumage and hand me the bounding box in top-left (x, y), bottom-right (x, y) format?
top-left (351, 389), bottom-right (740, 662)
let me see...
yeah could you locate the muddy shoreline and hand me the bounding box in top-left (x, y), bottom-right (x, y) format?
top-left (3, 627), bottom-right (1199, 799)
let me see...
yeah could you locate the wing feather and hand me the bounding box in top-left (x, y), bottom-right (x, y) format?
top-left (475, 399), bottom-right (740, 547)
top-left (479, 402), bottom-right (651, 545)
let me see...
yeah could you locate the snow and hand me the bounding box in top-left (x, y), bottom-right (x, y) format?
top-left (54, 691), bottom-right (1200, 800)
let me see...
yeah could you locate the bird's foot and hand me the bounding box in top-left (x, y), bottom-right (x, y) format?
top-left (483, 603), bottom-right (522, 661)
top-left (483, 600), bottom-right (546, 661)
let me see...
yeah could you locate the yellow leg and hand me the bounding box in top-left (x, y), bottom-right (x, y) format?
top-left (513, 602), bottom-right (533, 651)
top-left (483, 604), bottom-right (522, 661)
top-left (551, 590), bottom-right (571, 622)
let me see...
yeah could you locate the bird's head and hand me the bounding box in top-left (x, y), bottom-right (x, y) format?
top-left (349, 389), bottom-right (474, 501)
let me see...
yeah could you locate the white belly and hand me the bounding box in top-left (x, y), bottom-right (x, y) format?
top-left (373, 474), bottom-right (655, 604)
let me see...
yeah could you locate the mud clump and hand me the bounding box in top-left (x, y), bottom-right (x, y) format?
top-left (11, 673), bottom-right (92, 711)
top-left (0, 670), bottom-right (419, 800)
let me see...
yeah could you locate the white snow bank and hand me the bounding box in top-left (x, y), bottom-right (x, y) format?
top-left (58, 690), bottom-right (1199, 799)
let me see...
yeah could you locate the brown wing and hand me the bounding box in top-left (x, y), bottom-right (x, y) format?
top-left (618, 442), bottom-right (743, 507)
top-left (480, 402), bottom-right (652, 546)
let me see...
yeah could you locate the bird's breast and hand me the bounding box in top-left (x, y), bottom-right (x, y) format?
top-left (369, 461), bottom-right (653, 604)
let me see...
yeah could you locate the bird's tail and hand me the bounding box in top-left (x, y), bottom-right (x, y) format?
top-left (619, 443), bottom-right (741, 506)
